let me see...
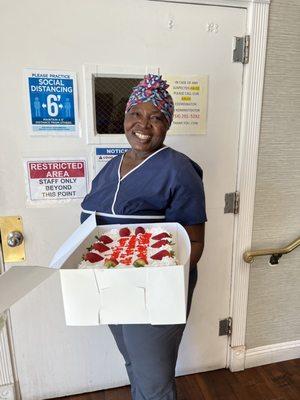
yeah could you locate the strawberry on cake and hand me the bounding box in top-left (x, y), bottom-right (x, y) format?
top-left (78, 226), bottom-right (177, 269)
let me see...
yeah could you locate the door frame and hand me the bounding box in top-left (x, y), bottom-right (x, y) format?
top-left (149, 0), bottom-right (271, 372)
top-left (0, 249), bottom-right (21, 399)
top-left (226, 0), bottom-right (270, 372)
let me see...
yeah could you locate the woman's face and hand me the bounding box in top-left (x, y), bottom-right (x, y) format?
top-left (124, 102), bottom-right (169, 155)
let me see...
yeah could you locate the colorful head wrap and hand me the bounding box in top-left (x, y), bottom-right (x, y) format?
top-left (125, 74), bottom-right (174, 127)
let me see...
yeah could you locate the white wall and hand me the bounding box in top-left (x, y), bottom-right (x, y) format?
top-left (246, 0), bottom-right (300, 348)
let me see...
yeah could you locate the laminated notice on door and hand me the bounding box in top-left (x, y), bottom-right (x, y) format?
top-left (24, 158), bottom-right (88, 204)
top-left (24, 69), bottom-right (79, 135)
top-left (93, 145), bottom-right (130, 177)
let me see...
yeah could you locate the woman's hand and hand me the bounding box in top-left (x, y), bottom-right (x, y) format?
top-left (184, 223), bottom-right (205, 269)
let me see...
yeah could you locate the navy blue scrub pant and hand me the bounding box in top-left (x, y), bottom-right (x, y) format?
top-left (109, 267), bottom-right (198, 400)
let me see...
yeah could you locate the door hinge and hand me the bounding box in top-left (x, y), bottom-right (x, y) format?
top-left (219, 317), bottom-right (232, 336)
top-left (233, 35), bottom-right (250, 64)
top-left (224, 191), bottom-right (240, 214)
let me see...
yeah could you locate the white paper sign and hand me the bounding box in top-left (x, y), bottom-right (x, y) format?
top-left (24, 69), bottom-right (79, 135)
top-left (166, 75), bottom-right (208, 134)
top-left (24, 158), bottom-right (88, 203)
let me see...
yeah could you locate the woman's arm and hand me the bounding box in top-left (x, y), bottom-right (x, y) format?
top-left (184, 223), bottom-right (205, 269)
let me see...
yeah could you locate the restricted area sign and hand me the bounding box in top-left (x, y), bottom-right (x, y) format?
top-left (24, 159), bottom-right (88, 203)
top-left (24, 69), bottom-right (79, 135)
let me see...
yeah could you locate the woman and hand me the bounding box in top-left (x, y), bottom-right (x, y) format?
top-left (81, 74), bottom-right (207, 400)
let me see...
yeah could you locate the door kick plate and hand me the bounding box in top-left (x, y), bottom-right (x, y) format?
top-left (0, 216), bottom-right (25, 263)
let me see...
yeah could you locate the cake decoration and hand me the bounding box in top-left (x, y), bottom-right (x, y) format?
top-left (79, 226), bottom-right (177, 269)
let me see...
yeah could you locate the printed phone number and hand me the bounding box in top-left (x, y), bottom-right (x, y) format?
top-left (174, 114), bottom-right (200, 119)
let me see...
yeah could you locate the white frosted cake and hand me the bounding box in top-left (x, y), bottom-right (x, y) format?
top-left (78, 226), bottom-right (177, 269)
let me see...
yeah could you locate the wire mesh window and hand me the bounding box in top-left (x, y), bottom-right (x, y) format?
top-left (94, 76), bottom-right (141, 134)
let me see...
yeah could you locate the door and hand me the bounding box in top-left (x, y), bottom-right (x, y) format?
top-left (0, 1), bottom-right (246, 398)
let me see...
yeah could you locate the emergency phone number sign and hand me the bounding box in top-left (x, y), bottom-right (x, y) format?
top-left (25, 159), bottom-right (88, 203)
top-left (165, 75), bottom-right (208, 135)
top-left (24, 69), bottom-right (79, 135)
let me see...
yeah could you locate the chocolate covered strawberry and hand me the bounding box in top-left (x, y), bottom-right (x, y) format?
top-left (152, 232), bottom-right (171, 240)
top-left (151, 250), bottom-right (174, 260)
top-left (93, 242), bottom-right (110, 252)
top-left (133, 258), bottom-right (148, 268)
top-left (84, 252), bottom-right (104, 263)
top-left (104, 258), bottom-right (119, 268)
top-left (98, 234), bottom-right (113, 244)
top-left (151, 239), bottom-right (171, 248)
top-left (135, 226), bottom-right (145, 235)
top-left (119, 227), bottom-right (131, 237)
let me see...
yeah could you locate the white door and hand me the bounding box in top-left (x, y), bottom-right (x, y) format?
top-left (0, 1), bottom-right (246, 398)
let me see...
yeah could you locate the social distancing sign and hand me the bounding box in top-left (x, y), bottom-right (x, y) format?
top-left (24, 69), bottom-right (79, 135)
top-left (24, 159), bottom-right (88, 203)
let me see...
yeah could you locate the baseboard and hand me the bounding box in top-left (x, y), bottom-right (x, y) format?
top-left (245, 340), bottom-right (300, 369)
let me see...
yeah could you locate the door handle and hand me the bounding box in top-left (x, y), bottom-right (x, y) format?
top-left (7, 231), bottom-right (24, 247)
top-left (0, 216), bottom-right (25, 263)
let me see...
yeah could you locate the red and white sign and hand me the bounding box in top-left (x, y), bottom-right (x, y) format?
top-left (24, 159), bottom-right (88, 202)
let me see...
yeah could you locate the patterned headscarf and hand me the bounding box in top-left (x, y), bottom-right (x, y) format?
top-left (125, 74), bottom-right (174, 127)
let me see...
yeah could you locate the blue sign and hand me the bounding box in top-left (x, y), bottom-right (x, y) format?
top-left (96, 147), bottom-right (129, 157)
top-left (25, 70), bottom-right (78, 134)
top-left (94, 146), bottom-right (130, 176)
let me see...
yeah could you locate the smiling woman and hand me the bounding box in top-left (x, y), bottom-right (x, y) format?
top-left (121, 74), bottom-right (174, 175)
top-left (80, 74), bottom-right (207, 400)
top-left (122, 102), bottom-right (169, 174)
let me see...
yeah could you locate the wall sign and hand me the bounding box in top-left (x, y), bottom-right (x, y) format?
top-left (166, 75), bottom-right (208, 134)
top-left (24, 69), bottom-right (79, 135)
top-left (24, 159), bottom-right (88, 203)
top-left (93, 145), bottom-right (130, 177)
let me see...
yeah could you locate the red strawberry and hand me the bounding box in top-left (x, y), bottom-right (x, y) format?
top-left (119, 227), bottom-right (131, 237)
top-left (152, 232), bottom-right (171, 240)
top-left (151, 239), bottom-right (171, 248)
top-left (84, 252), bottom-right (104, 263)
top-left (98, 235), bottom-right (113, 244)
top-left (92, 242), bottom-right (110, 252)
top-left (133, 258), bottom-right (148, 268)
top-left (104, 258), bottom-right (119, 268)
top-left (151, 250), bottom-right (172, 260)
top-left (135, 226), bottom-right (145, 235)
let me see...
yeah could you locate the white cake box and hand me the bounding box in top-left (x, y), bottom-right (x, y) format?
top-left (0, 214), bottom-right (191, 325)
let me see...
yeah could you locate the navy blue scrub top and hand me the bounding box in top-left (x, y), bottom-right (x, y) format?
top-left (81, 146), bottom-right (207, 227)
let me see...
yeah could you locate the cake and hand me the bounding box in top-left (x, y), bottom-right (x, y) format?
top-left (78, 226), bottom-right (177, 269)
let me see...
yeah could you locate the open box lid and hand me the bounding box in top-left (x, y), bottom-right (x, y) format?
top-left (50, 213), bottom-right (97, 269)
top-left (0, 266), bottom-right (56, 315)
top-left (0, 215), bottom-right (97, 315)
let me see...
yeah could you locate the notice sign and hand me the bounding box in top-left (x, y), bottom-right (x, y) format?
top-left (25, 159), bottom-right (88, 203)
top-left (94, 145), bottom-right (129, 177)
top-left (24, 69), bottom-right (79, 135)
top-left (166, 75), bottom-right (208, 134)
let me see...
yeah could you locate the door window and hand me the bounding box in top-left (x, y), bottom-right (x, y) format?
top-left (94, 77), bottom-right (140, 134)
